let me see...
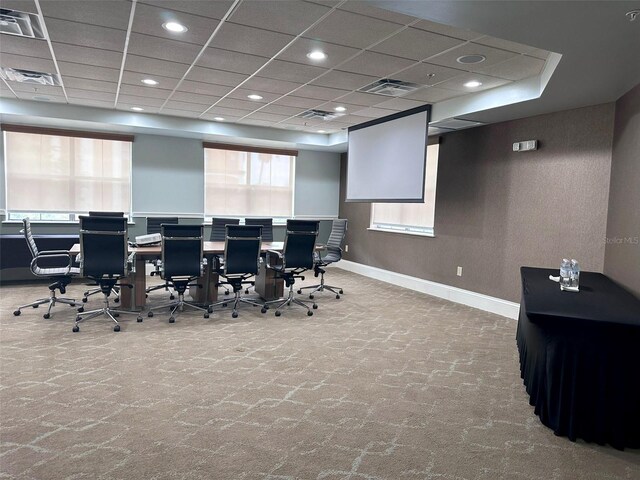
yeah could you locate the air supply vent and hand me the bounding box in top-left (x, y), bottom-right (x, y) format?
top-left (0, 67), bottom-right (61, 86)
top-left (358, 79), bottom-right (422, 97)
top-left (0, 9), bottom-right (45, 39)
top-left (297, 109), bottom-right (338, 121)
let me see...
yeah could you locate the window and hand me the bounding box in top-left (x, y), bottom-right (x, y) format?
top-left (204, 143), bottom-right (296, 219)
top-left (3, 126), bottom-right (132, 221)
top-left (370, 143), bottom-right (439, 236)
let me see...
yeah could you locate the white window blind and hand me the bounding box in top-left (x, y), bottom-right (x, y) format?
top-left (204, 145), bottom-right (295, 218)
top-left (4, 129), bottom-right (132, 219)
top-left (370, 143), bottom-right (440, 235)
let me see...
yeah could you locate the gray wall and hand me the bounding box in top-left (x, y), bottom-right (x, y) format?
top-left (340, 103), bottom-right (615, 303)
top-left (604, 84), bottom-right (640, 296)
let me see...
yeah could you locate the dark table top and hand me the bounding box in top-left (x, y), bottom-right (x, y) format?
top-left (520, 266), bottom-right (640, 327)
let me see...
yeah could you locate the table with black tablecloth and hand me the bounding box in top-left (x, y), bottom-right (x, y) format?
top-left (517, 266), bottom-right (640, 450)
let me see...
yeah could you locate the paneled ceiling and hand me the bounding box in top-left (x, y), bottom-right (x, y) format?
top-left (0, 0), bottom-right (550, 134)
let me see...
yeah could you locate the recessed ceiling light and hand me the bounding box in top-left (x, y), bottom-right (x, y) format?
top-left (141, 78), bottom-right (158, 86)
top-left (214, 117), bottom-right (225, 121)
top-left (131, 107), bottom-right (144, 111)
top-left (334, 106), bottom-right (346, 112)
top-left (247, 94), bottom-right (263, 100)
top-left (306, 50), bottom-right (327, 61)
top-left (317, 130), bottom-right (326, 133)
top-left (464, 80), bottom-right (483, 88)
top-left (457, 54), bottom-right (486, 65)
top-left (162, 21), bottom-right (188, 33)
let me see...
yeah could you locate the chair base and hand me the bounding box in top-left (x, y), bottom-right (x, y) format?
top-left (145, 282), bottom-right (175, 300)
top-left (83, 285), bottom-right (120, 304)
top-left (262, 285), bottom-right (317, 317)
top-left (297, 272), bottom-right (343, 299)
top-left (211, 291), bottom-right (263, 318)
top-left (13, 289), bottom-right (77, 319)
top-left (147, 293), bottom-right (211, 323)
top-left (74, 294), bottom-right (142, 332)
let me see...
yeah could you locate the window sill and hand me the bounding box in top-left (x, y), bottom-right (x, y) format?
top-left (367, 227), bottom-right (435, 238)
top-left (2, 220), bottom-right (136, 225)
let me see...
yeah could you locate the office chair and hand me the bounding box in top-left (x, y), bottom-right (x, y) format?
top-left (261, 220), bottom-right (319, 317)
top-left (210, 225), bottom-right (264, 318)
top-left (13, 218), bottom-right (80, 319)
top-left (298, 219), bottom-right (347, 299)
top-left (210, 217), bottom-right (241, 296)
top-left (74, 216), bottom-right (141, 332)
top-left (146, 224), bottom-right (211, 323)
top-left (245, 218), bottom-right (273, 242)
top-left (145, 217), bottom-right (179, 298)
top-left (81, 211), bottom-right (125, 304)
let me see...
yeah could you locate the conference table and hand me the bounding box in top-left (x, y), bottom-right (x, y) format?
top-left (69, 241), bottom-right (288, 310)
top-left (517, 266), bottom-right (640, 450)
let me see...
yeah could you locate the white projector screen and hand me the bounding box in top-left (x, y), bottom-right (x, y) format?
top-left (346, 105), bottom-right (430, 202)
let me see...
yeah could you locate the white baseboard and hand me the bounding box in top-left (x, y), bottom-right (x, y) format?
top-left (337, 260), bottom-right (520, 319)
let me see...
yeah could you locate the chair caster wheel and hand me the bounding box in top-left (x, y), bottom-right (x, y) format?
top-left (169, 317), bottom-right (175, 323)
top-left (43, 313), bottom-right (50, 319)
top-left (312, 304), bottom-right (318, 309)
top-left (170, 295), bottom-right (175, 300)
top-left (82, 297), bottom-right (88, 303)
top-left (147, 311), bottom-right (154, 318)
top-left (72, 326), bottom-right (79, 333)
top-left (261, 308), bottom-right (267, 314)
top-left (224, 291), bottom-right (230, 295)
top-left (75, 315), bottom-right (81, 321)
top-left (145, 294), bottom-right (149, 298)
top-left (297, 289), bottom-right (302, 294)
top-left (204, 313), bottom-right (209, 319)
top-left (114, 325), bottom-right (121, 332)
top-left (232, 312), bottom-right (238, 318)
top-left (309, 294), bottom-right (314, 300)
top-left (77, 307), bottom-right (84, 313)
top-left (33, 305), bottom-right (39, 308)
top-left (137, 316), bottom-right (143, 322)
top-left (113, 313), bottom-right (120, 318)
top-left (245, 289), bottom-right (250, 294)
top-left (275, 311), bottom-right (281, 317)
top-left (336, 295), bottom-right (340, 299)
top-left (222, 303), bottom-right (227, 307)
top-left (114, 298), bottom-right (120, 304)
top-left (339, 289), bottom-right (344, 294)
top-left (307, 311), bottom-right (313, 316)
top-left (13, 310), bottom-right (20, 316)
top-left (207, 307), bottom-right (213, 314)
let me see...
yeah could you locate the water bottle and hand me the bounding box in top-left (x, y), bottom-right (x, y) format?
top-left (570, 259), bottom-right (580, 288)
top-left (560, 258), bottom-right (571, 287)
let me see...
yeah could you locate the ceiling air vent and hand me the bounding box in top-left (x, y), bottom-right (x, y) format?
top-left (0, 9), bottom-right (45, 39)
top-left (0, 67), bottom-right (61, 86)
top-left (359, 79), bottom-right (422, 97)
top-left (297, 109), bottom-right (338, 121)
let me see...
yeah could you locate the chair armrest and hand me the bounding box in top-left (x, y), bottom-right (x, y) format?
top-left (265, 250), bottom-right (282, 269)
top-left (31, 251), bottom-right (73, 274)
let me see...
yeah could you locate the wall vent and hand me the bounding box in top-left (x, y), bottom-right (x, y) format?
top-left (0, 67), bottom-right (61, 86)
top-left (297, 109), bottom-right (338, 121)
top-left (358, 79), bottom-right (422, 97)
top-left (0, 9), bottom-right (45, 39)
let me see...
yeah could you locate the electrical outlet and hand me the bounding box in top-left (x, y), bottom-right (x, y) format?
top-left (456, 266), bottom-right (463, 276)
top-left (345, 244), bottom-right (349, 252)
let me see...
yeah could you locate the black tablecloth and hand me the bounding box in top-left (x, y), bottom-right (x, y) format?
top-left (517, 267), bottom-right (640, 450)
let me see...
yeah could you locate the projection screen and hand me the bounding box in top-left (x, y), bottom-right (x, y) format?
top-left (345, 105), bottom-right (431, 202)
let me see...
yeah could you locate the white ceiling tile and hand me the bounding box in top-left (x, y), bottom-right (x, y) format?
top-left (271, 95), bottom-right (325, 109)
top-left (210, 23), bottom-right (294, 58)
top-left (371, 28), bottom-right (464, 61)
top-left (473, 55), bottom-right (546, 81)
top-left (65, 89), bottom-right (116, 102)
top-left (240, 77), bottom-right (301, 95)
top-left (202, 106), bottom-right (254, 117)
top-left (338, 51), bottom-right (416, 78)
top-left (172, 90), bottom-right (227, 105)
top-left (313, 101), bottom-right (365, 114)
top-left (0, 35), bottom-right (51, 59)
top-left (197, 48), bottom-right (269, 75)
top-left (243, 111), bottom-right (288, 122)
top-left (0, 54), bottom-right (55, 72)
top-left (258, 59), bottom-right (326, 83)
top-left (374, 97), bottom-right (427, 111)
top-left (185, 67), bottom-right (249, 87)
top-left (116, 94), bottom-right (166, 107)
top-left (237, 118), bottom-right (275, 127)
top-left (229, 1), bottom-right (332, 36)
top-left (331, 91), bottom-right (386, 107)
top-left (63, 77), bottom-right (118, 93)
top-left (40, 0), bottom-right (131, 30)
top-left (162, 101), bottom-right (207, 113)
top-left (216, 97), bottom-right (265, 111)
top-left (158, 108), bottom-right (197, 118)
top-left (259, 104), bottom-right (307, 116)
top-left (403, 87), bottom-right (462, 103)
top-left (428, 43), bottom-right (519, 71)
top-left (277, 37), bottom-right (360, 68)
top-left (350, 106), bottom-right (396, 118)
top-left (0, 88), bottom-right (19, 99)
top-left (337, 1), bottom-right (417, 25)
top-left (227, 88), bottom-right (282, 104)
top-left (430, 73), bottom-right (511, 92)
top-left (16, 92), bottom-right (67, 103)
top-left (52, 43), bottom-right (123, 69)
top-left (292, 84), bottom-right (349, 101)
top-left (413, 19), bottom-right (483, 41)
top-left (310, 70), bottom-right (377, 90)
top-left (118, 84), bottom-right (172, 98)
top-left (124, 55), bottom-right (190, 79)
top-left (59, 62), bottom-right (120, 83)
top-left (121, 71), bottom-right (181, 90)
top-left (128, 33), bottom-right (200, 64)
top-left (392, 62), bottom-right (467, 86)
top-left (132, 3), bottom-right (220, 45)
top-left (116, 103), bottom-right (159, 114)
top-left (67, 98), bottom-right (115, 109)
top-left (474, 35), bottom-right (550, 59)
top-left (179, 79), bottom-right (236, 96)
top-left (45, 19), bottom-right (126, 52)
top-left (9, 83), bottom-right (64, 95)
top-left (304, 9), bottom-right (402, 49)
top-left (276, 116), bottom-right (316, 126)
top-left (139, 1), bottom-right (235, 20)
top-left (201, 113), bottom-right (244, 122)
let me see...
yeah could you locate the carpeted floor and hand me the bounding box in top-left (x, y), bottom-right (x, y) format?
top-left (1, 268), bottom-right (638, 479)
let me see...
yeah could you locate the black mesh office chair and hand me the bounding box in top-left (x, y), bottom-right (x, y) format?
top-left (146, 224), bottom-right (211, 323)
top-left (262, 220), bottom-right (319, 317)
top-left (82, 211), bottom-right (125, 304)
top-left (210, 225), bottom-right (264, 318)
top-left (210, 217), bottom-right (241, 296)
top-left (13, 218), bottom-right (80, 319)
top-left (245, 218), bottom-right (273, 242)
top-left (298, 219), bottom-right (347, 299)
top-left (74, 216), bottom-right (141, 332)
top-left (145, 217), bottom-right (179, 298)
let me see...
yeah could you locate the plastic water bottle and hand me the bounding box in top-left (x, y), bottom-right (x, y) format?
top-left (560, 258), bottom-right (571, 287)
top-left (570, 259), bottom-right (580, 288)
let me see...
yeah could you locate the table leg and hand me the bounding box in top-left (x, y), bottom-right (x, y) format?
top-left (255, 259), bottom-right (284, 301)
top-left (120, 256), bottom-right (146, 311)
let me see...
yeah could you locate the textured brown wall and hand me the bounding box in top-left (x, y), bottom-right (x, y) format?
top-left (339, 103), bottom-right (615, 303)
top-left (604, 84), bottom-right (640, 296)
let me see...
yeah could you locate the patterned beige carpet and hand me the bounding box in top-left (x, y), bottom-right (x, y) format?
top-left (1, 269), bottom-right (638, 479)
